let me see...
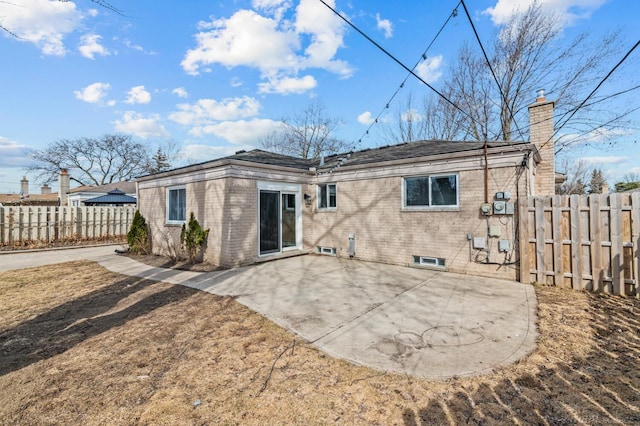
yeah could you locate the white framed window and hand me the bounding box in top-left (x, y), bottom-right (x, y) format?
top-left (403, 174), bottom-right (459, 209)
top-left (318, 183), bottom-right (337, 209)
top-left (166, 185), bottom-right (186, 224)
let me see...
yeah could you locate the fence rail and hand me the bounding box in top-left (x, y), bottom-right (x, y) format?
top-left (0, 206), bottom-right (136, 244)
top-left (518, 193), bottom-right (640, 296)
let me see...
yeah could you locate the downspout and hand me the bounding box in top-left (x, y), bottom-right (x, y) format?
top-left (483, 140), bottom-right (489, 203)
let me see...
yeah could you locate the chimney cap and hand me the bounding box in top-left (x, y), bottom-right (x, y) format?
top-left (536, 89), bottom-right (546, 102)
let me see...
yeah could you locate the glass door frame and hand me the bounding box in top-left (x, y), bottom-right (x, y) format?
top-left (257, 181), bottom-right (302, 257)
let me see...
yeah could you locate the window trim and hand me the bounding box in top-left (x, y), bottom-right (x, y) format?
top-left (317, 183), bottom-right (337, 211)
top-left (402, 173), bottom-right (459, 211)
top-left (166, 185), bottom-right (186, 225)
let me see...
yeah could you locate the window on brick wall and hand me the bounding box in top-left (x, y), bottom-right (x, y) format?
top-left (166, 185), bottom-right (186, 223)
top-left (403, 174), bottom-right (458, 208)
top-left (318, 183), bottom-right (337, 209)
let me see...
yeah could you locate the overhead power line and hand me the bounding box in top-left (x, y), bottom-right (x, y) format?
top-left (460, 0), bottom-right (526, 143)
top-left (540, 38), bottom-right (640, 151)
top-left (353, 1), bottom-right (462, 146)
top-left (317, 0), bottom-right (482, 136)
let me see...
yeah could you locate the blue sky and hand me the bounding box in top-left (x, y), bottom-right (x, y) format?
top-left (0, 0), bottom-right (638, 193)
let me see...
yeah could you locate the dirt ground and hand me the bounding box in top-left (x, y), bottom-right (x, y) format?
top-left (122, 253), bottom-right (220, 272)
top-left (1, 261), bottom-right (639, 425)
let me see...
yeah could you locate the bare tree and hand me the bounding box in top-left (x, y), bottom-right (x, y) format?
top-left (399, 2), bottom-right (631, 150)
top-left (383, 88), bottom-right (468, 144)
top-left (382, 93), bottom-right (427, 144)
top-left (261, 100), bottom-right (349, 160)
top-left (28, 134), bottom-right (172, 186)
top-left (556, 158), bottom-right (592, 195)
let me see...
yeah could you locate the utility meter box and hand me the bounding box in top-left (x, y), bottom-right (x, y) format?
top-left (493, 201), bottom-right (507, 215)
top-left (480, 203), bottom-right (492, 215)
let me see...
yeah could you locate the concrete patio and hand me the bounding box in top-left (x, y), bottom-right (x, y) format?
top-left (0, 246), bottom-right (537, 379)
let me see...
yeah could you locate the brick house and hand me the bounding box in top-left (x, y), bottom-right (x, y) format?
top-left (136, 94), bottom-right (555, 280)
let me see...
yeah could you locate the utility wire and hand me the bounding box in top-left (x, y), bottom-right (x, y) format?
top-left (317, 0), bottom-right (482, 136)
top-left (460, 0), bottom-right (526, 143)
top-left (539, 38), bottom-right (640, 151)
top-left (517, 84), bottom-right (640, 137)
top-left (353, 2), bottom-right (461, 147)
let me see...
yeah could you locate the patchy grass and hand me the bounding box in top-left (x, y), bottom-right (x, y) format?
top-left (1, 262), bottom-right (639, 425)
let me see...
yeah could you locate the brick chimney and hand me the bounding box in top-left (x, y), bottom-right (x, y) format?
top-left (20, 176), bottom-right (28, 197)
top-left (528, 89), bottom-right (555, 195)
top-left (41, 184), bottom-right (51, 195)
top-left (58, 169), bottom-right (70, 206)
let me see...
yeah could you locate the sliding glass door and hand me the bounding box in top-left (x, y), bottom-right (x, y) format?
top-left (258, 183), bottom-right (301, 256)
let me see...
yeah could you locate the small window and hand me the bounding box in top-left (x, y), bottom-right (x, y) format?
top-left (404, 174), bottom-right (458, 208)
top-left (284, 193), bottom-right (296, 211)
top-left (167, 186), bottom-right (186, 223)
top-left (318, 183), bottom-right (337, 209)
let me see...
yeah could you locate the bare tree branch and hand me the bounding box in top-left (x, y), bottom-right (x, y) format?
top-left (261, 100), bottom-right (349, 159)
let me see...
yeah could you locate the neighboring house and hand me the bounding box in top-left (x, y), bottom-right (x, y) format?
top-left (68, 181), bottom-right (137, 207)
top-left (0, 177), bottom-right (58, 206)
top-left (137, 94), bottom-right (555, 281)
top-left (83, 189), bottom-right (137, 206)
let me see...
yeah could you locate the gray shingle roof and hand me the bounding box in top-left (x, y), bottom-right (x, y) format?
top-left (139, 140), bottom-right (533, 180)
top-left (84, 189), bottom-right (137, 205)
top-left (317, 140), bottom-right (531, 170)
top-left (69, 181), bottom-right (136, 194)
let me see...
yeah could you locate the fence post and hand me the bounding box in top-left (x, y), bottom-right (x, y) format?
top-left (552, 195), bottom-right (564, 287)
top-left (632, 192), bottom-right (640, 297)
top-left (610, 194), bottom-right (624, 295)
top-left (535, 198), bottom-right (546, 284)
top-left (569, 195), bottom-right (583, 290)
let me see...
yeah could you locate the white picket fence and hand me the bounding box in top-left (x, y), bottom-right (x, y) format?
top-left (0, 206), bottom-right (136, 244)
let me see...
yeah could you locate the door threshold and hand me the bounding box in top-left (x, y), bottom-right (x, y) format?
top-left (255, 249), bottom-right (311, 263)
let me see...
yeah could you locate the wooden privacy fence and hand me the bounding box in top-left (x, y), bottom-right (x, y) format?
top-left (0, 206), bottom-right (136, 244)
top-left (518, 193), bottom-right (640, 296)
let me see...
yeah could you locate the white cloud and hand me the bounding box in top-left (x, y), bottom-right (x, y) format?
top-left (558, 127), bottom-right (632, 146)
top-left (376, 13), bottom-right (393, 39)
top-left (121, 38), bottom-right (155, 55)
top-left (113, 111), bottom-right (169, 138)
top-left (181, 0), bottom-right (352, 93)
top-left (74, 82), bottom-right (112, 104)
top-left (78, 33), bottom-right (110, 59)
top-left (484, 0), bottom-right (607, 26)
top-left (190, 118), bottom-right (281, 144)
top-left (401, 109), bottom-right (424, 123)
top-left (0, 0), bottom-right (84, 55)
top-left (172, 87), bottom-right (189, 98)
top-left (258, 74), bottom-right (317, 94)
top-left (87, 9), bottom-right (99, 18)
top-left (0, 136), bottom-right (34, 167)
top-left (415, 55), bottom-right (443, 84)
top-left (125, 85), bottom-right (152, 104)
top-left (169, 97), bottom-right (261, 126)
top-left (230, 77), bottom-right (244, 87)
top-left (182, 10), bottom-right (298, 75)
top-left (180, 143), bottom-right (256, 163)
top-left (580, 156), bottom-right (627, 165)
top-left (357, 111), bottom-right (375, 125)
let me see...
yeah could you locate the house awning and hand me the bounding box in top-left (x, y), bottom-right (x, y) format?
top-left (84, 189), bottom-right (137, 205)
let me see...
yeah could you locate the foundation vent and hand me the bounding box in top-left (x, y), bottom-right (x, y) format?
top-left (413, 255), bottom-right (445, 268)
top-left (317, 246), bottom-right (337, 256)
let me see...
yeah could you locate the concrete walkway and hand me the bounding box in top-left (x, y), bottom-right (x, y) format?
top-left (0, 246), bottom-right (538, 380)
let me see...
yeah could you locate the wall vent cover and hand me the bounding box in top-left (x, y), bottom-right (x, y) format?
top-left (317, 246), bottom-right (337, 256)
top-left (413, 255), bottom-right (445, 267)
